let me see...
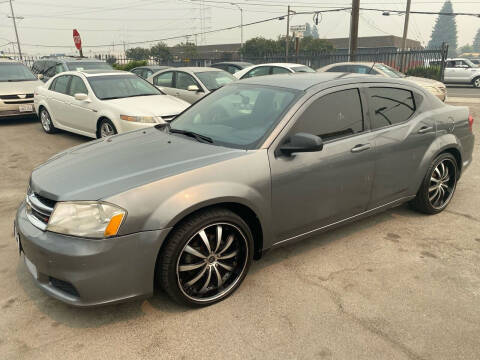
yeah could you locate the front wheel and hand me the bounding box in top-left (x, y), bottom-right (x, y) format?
top-left (473, 77), bottom-right (480, 88)
top-left (39, 108), bottom-right (57, 134)
top-left (97, 118), bottom-right (117, 138)
top-left (158, 208), bottom-right (253, 307)
top-left (410, 153), bottom-right (458, 214)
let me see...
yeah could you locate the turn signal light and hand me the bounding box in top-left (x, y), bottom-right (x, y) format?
top-left (104, 213), bottom-right (124, 237)
top-left (468, 115), bottom-right (474, 132)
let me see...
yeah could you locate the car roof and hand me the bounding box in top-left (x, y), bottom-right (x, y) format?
top-left (167, 67), bottom-right (224, 72)
top-left (134, 65), bottom-right (169, 69)
top-left (38, 57), bottom-right (107, 63)
top-left (250, 63), bottom-right (309, 68)
top-left (323, 61), bottom-right (376, 67)
top-left (212, 61), bottom-right (252, 66)
top-left (237, 72), bottom-right (416, 91)
top-left (57, 70), bottom-right (131, 77)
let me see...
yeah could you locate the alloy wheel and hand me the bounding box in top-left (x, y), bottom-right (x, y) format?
top-left (40, 110), bottom-right (51, 132)
top-left (176, 222), bottom-right (248, 302)
top-left (474, 78), bottom-right (480, 88)
top-left (100, 122), bottom-right (115, 137)
top-left (428, 158), bottom-right (456, 209)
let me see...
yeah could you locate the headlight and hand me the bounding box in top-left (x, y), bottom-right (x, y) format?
top-left (47, 201), bottom-right (126, 238)
top-left (120, 115), bottom-right (157, 123)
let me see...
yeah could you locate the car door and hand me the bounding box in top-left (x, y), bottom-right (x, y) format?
top-left (65, 75), bottom-right (97, 133)
top-left (457, 60), bottom-right (477, 83)
top-left (47, 75), bottom-right (71, 126)
top-left (268, 86), bottom-right (376, 242)
top-left (365, 86), bottom-right (437, 208)
top-left (152, 71), bottom-right (175, 95)
top-left (173, 71), bottom-right (204, 103)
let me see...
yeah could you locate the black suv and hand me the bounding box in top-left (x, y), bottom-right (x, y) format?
top-left (31, 57), bottom-right (112, 82)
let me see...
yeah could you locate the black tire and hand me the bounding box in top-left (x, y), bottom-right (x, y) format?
top-left (410, 153), bottom-right (458, 214)
top-left (158, 208), bottom-right (253, 307)
top-left (97, 118), bottom-right (117, 138)
top-left (39, 107), bottom-right (57, 134)
top-left (473, 77), bottom-right (480, 88)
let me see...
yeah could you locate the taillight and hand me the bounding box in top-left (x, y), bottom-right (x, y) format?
top-left (468, 115), bottom-right (474, 132)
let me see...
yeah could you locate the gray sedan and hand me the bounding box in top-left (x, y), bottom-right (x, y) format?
top-left (147, 67), bottom-right (236, 103)
top-left (15, 73), bottom-right (474, 307)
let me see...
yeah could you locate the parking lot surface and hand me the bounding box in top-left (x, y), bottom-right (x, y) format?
top-left (446, 85), bottom-right (480, 99)
top-left (1, 104), bottom-right (479, 360)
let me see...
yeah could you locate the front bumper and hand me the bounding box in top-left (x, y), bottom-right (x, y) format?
top-left (0, 103), bottom-right (36, 118)
top-left (15, 201), bottom-right (171, 307)
top-left (117, 120), bottom-right (162, 134)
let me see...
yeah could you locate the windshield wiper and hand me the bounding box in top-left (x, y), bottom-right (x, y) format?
top-left (169, 128), bottom-right (213, 144)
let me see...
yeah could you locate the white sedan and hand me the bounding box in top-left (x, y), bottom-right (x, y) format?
top-left (233, 63), bottom-right (315, 80)
top-left (34, 70), bottom-right (190, 138)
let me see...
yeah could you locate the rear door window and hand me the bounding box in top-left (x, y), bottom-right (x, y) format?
top-left (154, 71), bottom-right (173, 87)
top-left (175, 72), bottom-right (199, 90)
top-left (366, 87), bottom-right (416, 129)
top-left (68, 76), bottom-right (88, 96)
top-left (271, 66), bottom-right (291, 74)
top-left (242, 66), bottom-right (270, 79)
top-left (291, 88), bottom-right (364, 141)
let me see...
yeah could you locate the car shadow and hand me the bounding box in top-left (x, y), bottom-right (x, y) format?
top-left (14, 203), bottom-right (422, 327)
top-left (0, 116), bottom-right (38, 126)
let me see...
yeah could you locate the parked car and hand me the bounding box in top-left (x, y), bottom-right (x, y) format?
top-left (34, 70), bottom-right (189, 138)
top-left (31, 57), bottom-right (112, 82)
top-left (131, 65), bottom-right (170, 79)
top-left (15, 73), bottom-right (474, 307)
top-left (469, 59), bottom-right (480, 65)
top-left (430, 58), bottom-right (480, 87)
top-left (210, 61), bottom-right (253, 74)
top-left (233, 63), bottom-right (315, 79)
top-left (0, 58), bottom-right (43, 119)
top-left (147, 67), bottom-right (236, 104)
top-left (318, 62), bottom-right (447, 101)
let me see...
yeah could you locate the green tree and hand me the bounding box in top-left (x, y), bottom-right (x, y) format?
top-left (240, 37), bottom-right (281, 57)
top-left (311, 25), bottom-right (319, 39)
top-left (473, 29), bottom-right (480, 52)
top-left (303, 23), bottom-right (312, 38)
top-left (459, 44), bottom-right (474, 54)
top-left (125, 47), bottom-right (150, 61)
top-left (149, 42), bottom-right (171, 63)
top-left (300, 37), bottom-right (333, 52)
top-left (427, 0), bottom-right (457, 56)
top-left (174, 42), bottom-right (197, 59)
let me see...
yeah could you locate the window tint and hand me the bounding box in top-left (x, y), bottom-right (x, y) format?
top-left (367, 87), bottom-right (415, 129)
top-left (227, 65), bottom-right (239, 74)
top-left (69, 76), bottom-right (88, 96)
top-left (271, 66), bottom-right (291, 74)
top-left (154, 71), bottom-right (173, 87)
top-left (131, 68), bottom-right (142, 76)
top-left (291, 66), bottom-right (315, 73)
top-left (326, 65), bottom-right (349, 72)
top-left (446, 61), bottom-right (455, 68)
top-left (243, 66), bottom-right (270, 78)
top-left (292, 89), bottom-right (364, 141)
top-left (45, 65), bottom-right (57, 78)
top-left (52, 75), bottom-right (70, 94)
top-left (55, 63), bottom-right (66, 74)
top-left (175, 72), bottom-right (198, 90)
top-left (145, 70), bottom-right (153, 78)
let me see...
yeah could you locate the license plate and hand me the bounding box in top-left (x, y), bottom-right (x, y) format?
top-left (24, 256), bottom-right (38, 279)
top-left (19, 104), bottom-right (33, 112)
top-left (13, 224), bottom-right (21, 255)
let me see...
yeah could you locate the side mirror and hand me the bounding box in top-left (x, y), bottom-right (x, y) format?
top-left (187, 84), bottom-right (200, 92)
top-left (278, 133), bottom-right (323, 156)
top-left (74, 93), bottom-right (89, 101)
top-left (37, 74), bottom-right (44, 80)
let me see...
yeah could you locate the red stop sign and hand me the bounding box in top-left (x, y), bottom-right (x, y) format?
top-left (73, 29), bottom-right (82, 50)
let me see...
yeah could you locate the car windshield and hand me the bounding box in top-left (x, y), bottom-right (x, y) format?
top-left (169, 83), bottom-right (300, 149)
top-left (194, 71), bottom-right (236, 91)
top-left (0, 63), bottom-right (37, 82)
top-left (292, 66), bottom-right (315, 73)
top-left (66, 62), bottom-right (113, 71)
top-left (88, 74), bottom-right (161, 100)
top-left (374, 64), bottom-right (405, 78)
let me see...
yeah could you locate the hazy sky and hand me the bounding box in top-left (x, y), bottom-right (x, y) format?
top-left (1, 0), bottom-right (479, 56)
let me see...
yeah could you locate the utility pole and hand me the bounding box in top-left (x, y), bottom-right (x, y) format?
top-left (400, 0), bottom-right (411, 72)
top-left (349, 0), bottom-right (360, 61)
top-left (286, 5), bottom-right (290, 62)
top-left (8, 0), bottom-right (22, 60)
top-left (231, 3), bottom-right (243, 56)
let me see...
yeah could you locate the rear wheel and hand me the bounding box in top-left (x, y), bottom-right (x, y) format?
top-left (158, 208), bottom-right (253, 307)
top-left (473, 77), bottom-right (480, 88)
top-left (39, 108), bottom-right (57, 134)
top-left (97, 118), bottom-right (117, 138)
top-left (411, 153), bottom-right (458, 214)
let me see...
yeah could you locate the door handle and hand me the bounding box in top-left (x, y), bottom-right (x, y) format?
top-left (417, 126), bottom-right (433, 134)
top-left (351, 143), bottom-right (371, 153)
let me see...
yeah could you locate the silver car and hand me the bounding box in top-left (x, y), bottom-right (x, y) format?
top-left (15, 73), bottom-right (474, 307)
top-left (147, 67), bottom-right (236, 103)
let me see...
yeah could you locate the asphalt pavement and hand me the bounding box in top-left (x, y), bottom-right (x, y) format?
top-left (0, 103), bottom-right (479, 360)
top-left (447, 84), bottom-right (480, 99)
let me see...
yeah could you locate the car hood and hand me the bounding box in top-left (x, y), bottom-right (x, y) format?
top-left (405, 76), bottom-right (445, 88)
top-left (30, 128), bottom-right (246, 201)
top-left (0, 80), bottom-right (43, 95)
top-left (105, 95), bottom-right (189, 117)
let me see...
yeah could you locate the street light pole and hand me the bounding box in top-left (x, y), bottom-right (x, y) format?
top-left (231, 3), bottom-right (243, 58)
top-left (8, 0), bottom-right (22, 60)
top-left (400, 0), bottom-right (411, 72)
top-left (286, 5), bottom-right (290, 62)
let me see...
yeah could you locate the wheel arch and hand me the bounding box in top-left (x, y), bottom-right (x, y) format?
top-left (96, 115), bottom-right (113, 137)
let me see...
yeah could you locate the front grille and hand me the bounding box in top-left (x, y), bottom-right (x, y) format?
top-left (25, 190), bottom-right (55, 230)
top-left (4, 100), bottom-right (34, 104)
top-left (49, 277), bottom-right (80, 297)
top-left (0, 94), bottom-right (34, 100)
